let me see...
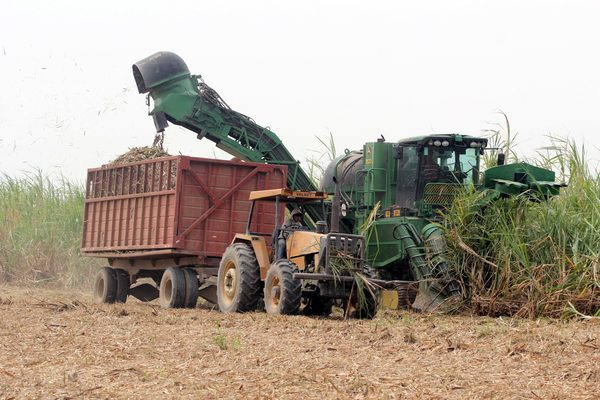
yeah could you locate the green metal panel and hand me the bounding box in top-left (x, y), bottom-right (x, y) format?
top-left (364, 216), bottom-right (428, 269)
top-left (483, 162), bottom-right (563, 197)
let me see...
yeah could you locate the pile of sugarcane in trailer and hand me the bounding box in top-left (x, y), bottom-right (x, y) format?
top-left (82, 51), bottom-right (592, 319)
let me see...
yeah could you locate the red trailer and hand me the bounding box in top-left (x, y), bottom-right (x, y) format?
top-left (81, 156), bottom-right (287, 308)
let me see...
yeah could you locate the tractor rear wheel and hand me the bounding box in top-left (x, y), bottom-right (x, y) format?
top-left (159, 267), bottom-right (186, 308)
top-left (182, 268), bottom-right (199, 308)
top-left (93, 267), bottom-right (117, 304)
top-left (264, 259), bottom-right (301, 315)
top-left (217, 243), bottom-right (261, 313)
top-left (114, 269), bottom-right (129, 303)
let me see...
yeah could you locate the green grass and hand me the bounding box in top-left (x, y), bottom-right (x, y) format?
top-left (0, 171), bottom-right (100, 287)
top-left (306, 132), bottom-right (337, 185)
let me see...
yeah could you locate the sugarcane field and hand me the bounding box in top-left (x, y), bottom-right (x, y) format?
top-left (2, 2), bottom-right (600, 399)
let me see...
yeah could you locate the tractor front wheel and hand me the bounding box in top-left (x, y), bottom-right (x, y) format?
top-left (345, 266), bottom-right (379, 319)
top-left (264, 259), bottom-right (301, 315)
top-left (303, 297), bottom-right (333, 316)
top-left (350, 292), bottom-right (378, 319)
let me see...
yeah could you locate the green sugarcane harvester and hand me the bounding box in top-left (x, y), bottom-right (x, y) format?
top-left (132, 52), bottom-right (565, 311)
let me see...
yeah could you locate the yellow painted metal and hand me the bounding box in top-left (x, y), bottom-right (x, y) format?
top-left (286, 231), bottom-right (323, 259)
top-left (249, 188), bottom-right (328, 202)
top-left (232, 233), bottom-right (270, 280)
top-left (290, 255), bottom-right (306, 271)
top-left (379, 289), bottom-right (399, 309)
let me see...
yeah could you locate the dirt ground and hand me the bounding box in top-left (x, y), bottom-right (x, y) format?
top-left (0, 285), bottom-right (598, 400)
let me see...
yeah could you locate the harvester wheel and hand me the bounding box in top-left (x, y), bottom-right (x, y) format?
top-left (114, 269), bottom-right (129, 303)
top-left (159, 267), bottom-right (186, 308)
top-left (217, 243), bottom-right (261, 313)
top-left (264, 259), bottom-right (301, 315)
top-left (93, 267), bottom-right (117, 304)
top-left (182, 268), bottom-right (199, 308)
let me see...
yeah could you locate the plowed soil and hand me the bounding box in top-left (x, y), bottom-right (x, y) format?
top-left (0, 285), bottom-right (598, 399)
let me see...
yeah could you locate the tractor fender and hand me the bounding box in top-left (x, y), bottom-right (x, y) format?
top-left (232, 234), bottom-right (270, 280)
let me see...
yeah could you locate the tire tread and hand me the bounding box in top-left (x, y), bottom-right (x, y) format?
top-left (265, 259), bottom-right (301, 315)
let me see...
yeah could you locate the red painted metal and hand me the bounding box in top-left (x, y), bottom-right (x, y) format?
top-left (81, 156), bottom-right (287, 262)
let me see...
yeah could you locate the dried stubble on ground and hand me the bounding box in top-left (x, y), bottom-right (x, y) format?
top-left (0, 285), bottom-right (598, 400)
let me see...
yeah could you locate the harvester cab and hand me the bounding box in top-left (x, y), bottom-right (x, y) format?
top-left (395, 135), bottom-right (487, 216)
top-left (217, 188), bottom-right (378, 318)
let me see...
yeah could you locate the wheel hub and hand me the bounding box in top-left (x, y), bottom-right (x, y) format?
top-left (268, 276), bottom-right (281, 308)
top-left (224, 268), bottom-right (237, 298)
top-left (271, 286), bottom-right (281, 302)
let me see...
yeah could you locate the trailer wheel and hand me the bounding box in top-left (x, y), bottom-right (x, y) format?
top-left (182, 268), bottom-right (199, 308)
top-left (159, 267), bottom-right (186, 308)
top-left (217, 243), bottom-right (261, 313)
top-left (94, 267), bottom-right (117, 304)
top-left (264, 259), bottom-right (301, 315)
top-left (114, 269), bottom-right (129, 303)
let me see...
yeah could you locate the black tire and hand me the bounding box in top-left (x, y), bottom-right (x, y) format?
top-left (114, 269), bottom-right (129, 303)
top-left (303, 297), bottom-right (333, 316)
top-left (347, 266), bottom-right (379, 319)
top-left (217, 243), bottom-right (261, 313)
top-left (159, 267), bottom-right (186, 308)
top-left (93, 267), bottom-right (117, 304)
top-left (352, 291), bottom-right (378, 319)
top-left (255, 296), bottom-right (266, 312)
top-left (264, 259), bottom-right (301, 315)
top-left (182, 268), bottom-right (199, 308)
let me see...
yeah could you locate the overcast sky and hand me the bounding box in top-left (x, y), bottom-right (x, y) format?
top-left (1, 0), bottom-right (599, 182)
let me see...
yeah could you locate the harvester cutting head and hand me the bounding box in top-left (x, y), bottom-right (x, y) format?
top-left (483, 162), bottom-right (566, 199)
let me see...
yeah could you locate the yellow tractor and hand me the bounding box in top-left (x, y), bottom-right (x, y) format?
top-left (217, 188), bottom-right (378, 317)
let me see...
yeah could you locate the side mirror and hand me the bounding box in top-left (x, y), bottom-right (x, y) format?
top-left (497, 152), bottom-right (505, 166)
top-left (315, 221), bottom-right (328, 234)
top-left (395, 146), bottom-right (404, 160)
